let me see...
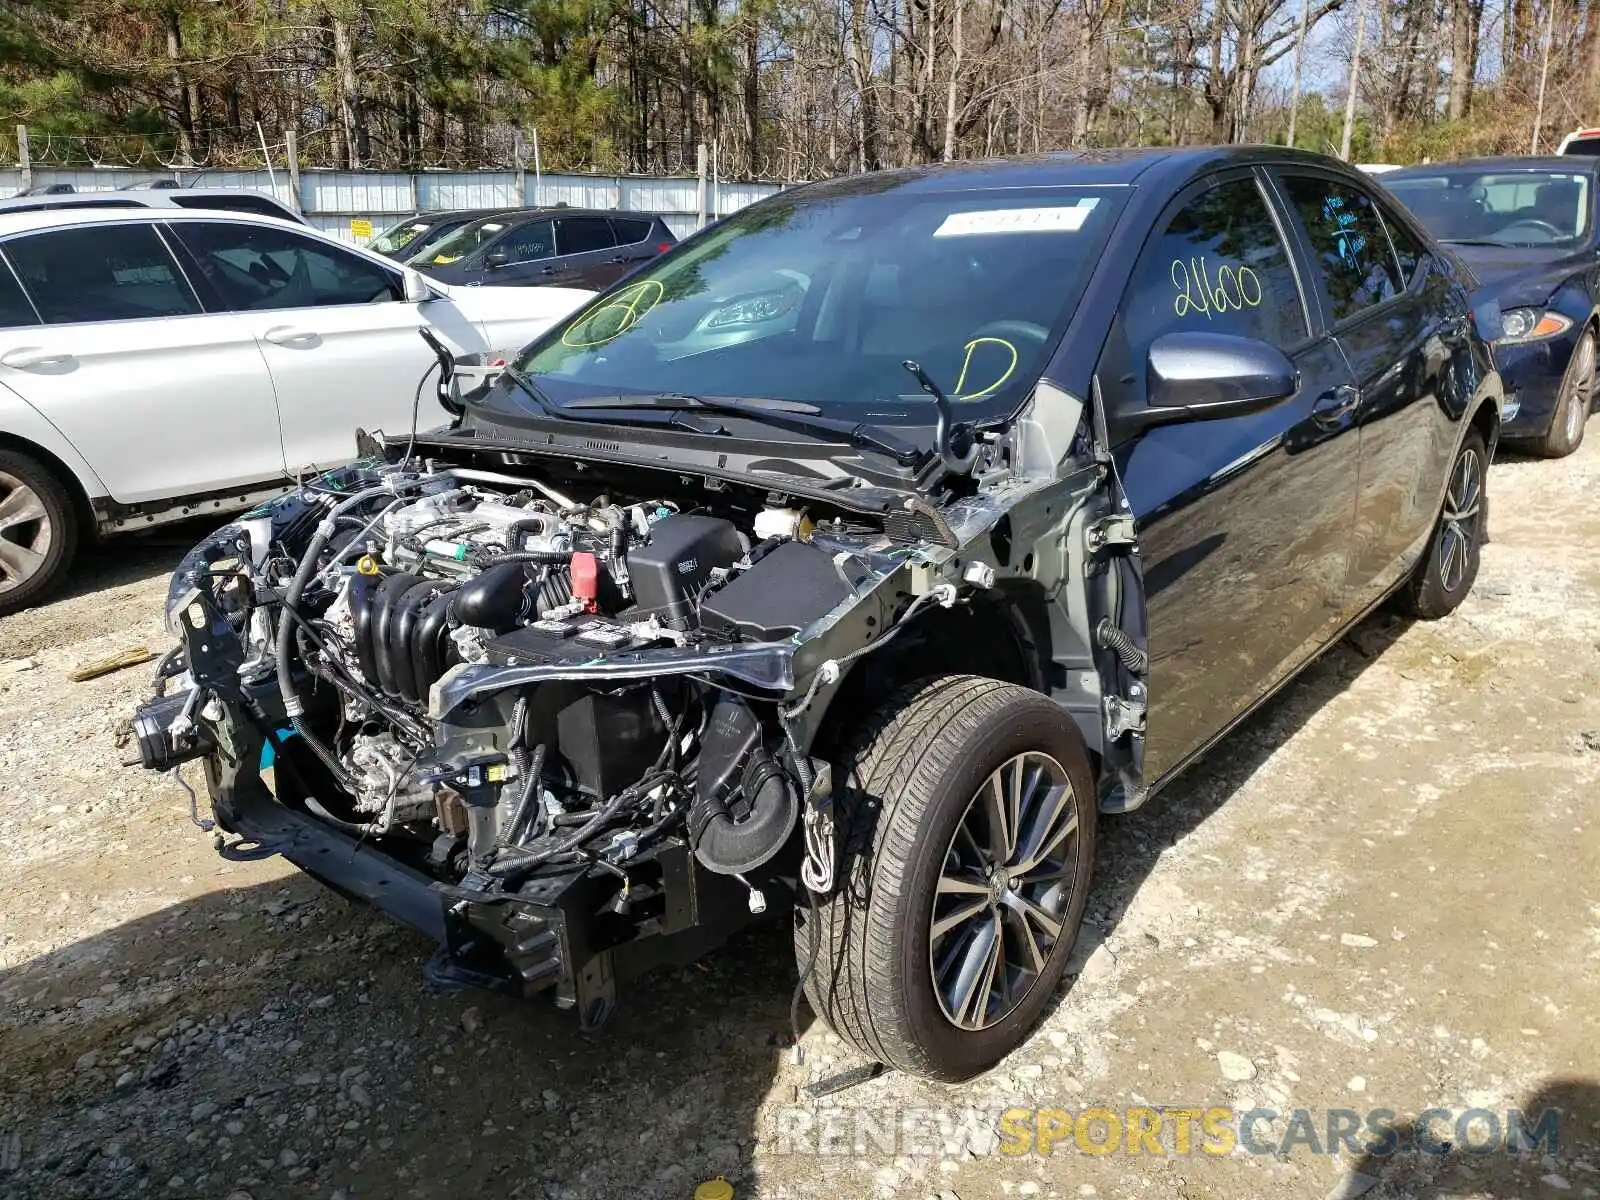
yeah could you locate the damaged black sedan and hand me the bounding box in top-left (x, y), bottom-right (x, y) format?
top-left (133, 148), bottom-right (1503, 1082)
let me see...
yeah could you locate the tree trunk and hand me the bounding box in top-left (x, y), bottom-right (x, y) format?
top-left (1287, 0), bottom-right (1311, 144)
top-left (1073, 2), bottom-right (1097, 143)
top-left (1448, 0), bottom-right (1474, 118)
top-left (330, 12), bottom-right (364, 169)
top-left (744, 13), bottom-right (761, 172)
top-left (943, 0), bottom-right (963, 159)
top-left (164, 10), bottom-right (196, 166)
top-left (849, 0), bottom-right (878, 169)
top-left (1340, 0), bottom-right (1367, 160)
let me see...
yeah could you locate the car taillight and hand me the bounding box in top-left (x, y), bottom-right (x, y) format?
top-left (657, 243), bottom-right (672, 253)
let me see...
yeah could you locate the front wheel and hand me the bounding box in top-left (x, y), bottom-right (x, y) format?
top-left (1533, 328), bottom-right (1596, 458)
top-left (799, 675), bottom-right (1097, 1081)
top-left (1396, 428), bottom-right (1487, 620)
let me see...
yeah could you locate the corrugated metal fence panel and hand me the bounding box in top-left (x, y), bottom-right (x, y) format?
top-left (301, 171), bottom-right (418, 218)
top-left (0, 166), bottom-right (785, 245)
top-left (415, 171), bottom-right (521, 212)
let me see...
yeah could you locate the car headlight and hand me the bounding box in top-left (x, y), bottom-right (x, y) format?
top-left (704, 288), bottom-right (799, 330)
top-left (1498, 307), bottom-right (1572, 344)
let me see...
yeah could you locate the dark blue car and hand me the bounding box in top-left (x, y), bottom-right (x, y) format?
top-left (1385, 157), bottom-right (1599, 457)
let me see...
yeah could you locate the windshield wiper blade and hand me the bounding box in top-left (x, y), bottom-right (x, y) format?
top-left (562, 392), bottom-right (924, 466)
top-left (1440, 237), bottom-right (1514, 247)
top-left (564, 391), bottom-right (825, 415)
top-left (498, 368), bottom-right (726, 435)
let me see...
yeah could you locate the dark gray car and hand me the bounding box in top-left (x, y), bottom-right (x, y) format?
top-left (411, 208), bottom-right (677, 289)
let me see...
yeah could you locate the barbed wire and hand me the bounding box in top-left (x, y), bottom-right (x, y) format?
top-left (1, 126), bottom-right (797, 182)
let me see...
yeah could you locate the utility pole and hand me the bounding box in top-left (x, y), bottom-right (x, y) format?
top-left (1340, 0), bottom-right (1368, 161)
top-left (1287, 0), bottom-right (1312, 146)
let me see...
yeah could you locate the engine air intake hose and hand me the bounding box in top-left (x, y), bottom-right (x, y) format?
top-left (688, 693), bottom-right (799, 875)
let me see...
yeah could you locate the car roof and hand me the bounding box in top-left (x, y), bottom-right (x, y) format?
top-left (790, 146), bottom-right (1362, 194)
top-left (392, 208), bottom-right (522, 223)
top-left (1384, 156), bottom-right (1600, 177)
top-left (0, 186), bottom-right (292, 210)
top-left (454, 206), bottom-right (644, 226)
top-left (0, 205), bottom-right (312, 239)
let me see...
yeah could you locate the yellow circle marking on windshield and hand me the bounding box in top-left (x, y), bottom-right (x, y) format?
top-left (953, 337), bottom-right (1019, 400)
top-left (562, 279), bottom-right (665, 348)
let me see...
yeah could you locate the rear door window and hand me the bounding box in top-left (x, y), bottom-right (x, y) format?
top-left (171, 221), bottom-right (400, 310)
top-left (555, 216), bottom-right (617, 254)
top-left (1279, 175), bottom-right (1406, 323)
top-left (4, 224), bottom-right (201, 323)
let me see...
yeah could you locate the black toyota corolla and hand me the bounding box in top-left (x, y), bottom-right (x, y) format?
top-left (1385, 156), bottom-right (1599, 456)
top-left (135, 147), bottom-right (1502, 1082)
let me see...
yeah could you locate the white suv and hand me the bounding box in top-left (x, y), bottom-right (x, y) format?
top-left (1557, 128), bottom-right (1600, 155)
top-left (0, 208), bottom-right (591, 613)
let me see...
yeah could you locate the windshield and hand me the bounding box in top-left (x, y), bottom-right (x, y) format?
top-left (1387, 169), bottom-right (1594, 247)
top-left (517, 183), bottom-right (1122, 417)
top-left (369, 219), bottom-right (432, 255)
top-left (423, 219), bottom-right (508, 265)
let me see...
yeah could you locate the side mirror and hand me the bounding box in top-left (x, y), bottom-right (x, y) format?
top-left (401, 269), bottom-right (434, 304)
top-left (1142, 331), bottom-right (1298, 426)
top-left (484, 250), bottom-right (508, 270)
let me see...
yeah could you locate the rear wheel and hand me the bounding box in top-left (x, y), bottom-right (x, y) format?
top-left (1397, 428), bottom-right (1486, 620)
top-left (1533, 328), bottom-right (1596, 458)
top-left (798, 675), bottom-right (1096, 1081)
top-left (0, 450), bottom-right (77, 616)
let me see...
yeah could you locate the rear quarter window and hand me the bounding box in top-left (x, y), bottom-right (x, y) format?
top-left (612, 217), bottom-right (654, 243)
top-left (5, 224), bottom-right (200, 323)
top-left (0, 260), bottom-right (38, 327)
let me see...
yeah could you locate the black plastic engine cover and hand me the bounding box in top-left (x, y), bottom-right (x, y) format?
top-left (625, 515), bottom-right (744, 629)
top-left (699, 540), bottom-right (852, 642)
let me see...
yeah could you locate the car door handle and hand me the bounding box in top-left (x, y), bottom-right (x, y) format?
top-left (262, 325), bottom-right (320, 347)
top-left (606, 255), bottom-right (629, 264)
top-left (0, 347), bottom-right (74, 370)
top-left (1311, 385), bottom-right (1360, 427)
top-left (540, 265), bottom-right (570, 275)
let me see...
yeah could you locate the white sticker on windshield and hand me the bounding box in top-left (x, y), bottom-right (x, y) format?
top-left (933, 201), bottom-right (1099, 237)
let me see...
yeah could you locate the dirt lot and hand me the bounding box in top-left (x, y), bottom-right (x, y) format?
top-left (2, 434), bottom-right (1598, 1200)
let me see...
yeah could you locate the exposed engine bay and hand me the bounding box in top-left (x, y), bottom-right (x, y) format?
top-left (133, 422), bottom-right (1135, 1026)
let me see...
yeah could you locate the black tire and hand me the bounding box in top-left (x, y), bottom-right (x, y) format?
top-left (1396, 427), bottom-right (1487, 620)
top-left (1532, 328), bottom-right (1596, 459)
top-left (798, 675), bottom-right (1097, 1082)
top-left (0, 449), bottom-right (77, 616)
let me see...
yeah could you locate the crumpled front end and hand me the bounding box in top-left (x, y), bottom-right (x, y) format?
top-left (131, 449), bottom-right (991, 1021)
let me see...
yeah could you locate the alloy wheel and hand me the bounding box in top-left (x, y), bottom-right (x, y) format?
top-left (1564, 334), bottom-right (1597, 446)
top-left (930, 751), bottom-right (1081, 1031)
top-left (1437, 447), bottom-right (1481, 594)
top-left (0, 470), bottom-right (51, 597)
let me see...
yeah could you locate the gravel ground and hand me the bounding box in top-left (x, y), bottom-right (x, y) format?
top-left (2, 433), bottom-right (1598, 1200)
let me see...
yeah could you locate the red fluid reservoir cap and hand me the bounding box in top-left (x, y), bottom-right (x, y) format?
top-left (571, 551), bottom-right (599, 611)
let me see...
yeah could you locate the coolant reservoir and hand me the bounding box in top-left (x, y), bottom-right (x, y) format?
top-left (753, 507), bottom-right (812, 542)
